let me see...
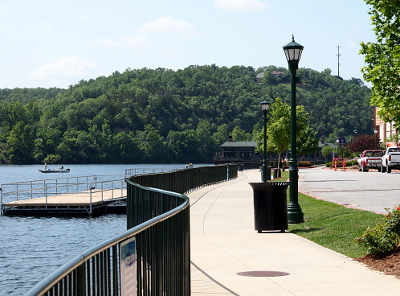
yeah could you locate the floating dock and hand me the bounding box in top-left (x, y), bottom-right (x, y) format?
top-left (2, 188), bottom-right (126, 217)
top-left (1, 175), bottom-right (127, 217)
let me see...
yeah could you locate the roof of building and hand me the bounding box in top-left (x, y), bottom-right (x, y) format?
top-left (220, 141), bottom-right (257, 148)
top-left (256, 72), bottom-right (264, 78)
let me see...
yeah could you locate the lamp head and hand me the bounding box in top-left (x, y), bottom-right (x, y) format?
top-left (260, 100), bottom-right (271, 111)
top-left (283, 35), bottom-right (304, 71)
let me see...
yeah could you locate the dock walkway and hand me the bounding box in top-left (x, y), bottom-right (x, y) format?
top-left (2, 188), bottom-right (126, 216)
top-left (188, 169), bottom-right (400, 295)
top-left (1, 175), bottom-right (127, 216)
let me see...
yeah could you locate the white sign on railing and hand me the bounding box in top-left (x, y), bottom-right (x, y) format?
top-left (120, 237), bottom-right (137, 295)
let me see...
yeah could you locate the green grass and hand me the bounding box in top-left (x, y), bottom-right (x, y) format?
top-left (271, 171), bottom-right (384, 258)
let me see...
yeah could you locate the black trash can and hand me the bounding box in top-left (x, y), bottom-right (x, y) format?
top-left (249, 182), bottom-right (290, 233)
top-left (273, 168), bottom-right (281, 179)
top-left (238, 163), bottom-right (244, 171)
top-left (260, 166), bottom-right (271, 181)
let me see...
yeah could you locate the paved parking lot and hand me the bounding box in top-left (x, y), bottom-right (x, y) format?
top-left (298, 166), bottom-right (400, 214)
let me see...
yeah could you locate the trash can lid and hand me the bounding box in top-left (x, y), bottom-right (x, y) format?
top-left (249, 182), bottom-right (290, 191)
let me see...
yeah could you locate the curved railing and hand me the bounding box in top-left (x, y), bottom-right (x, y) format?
top-left (25, 164), bottom-right (237, 296)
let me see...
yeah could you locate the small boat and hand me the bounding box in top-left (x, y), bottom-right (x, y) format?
top-left (39, 168), bottom-right (70, 173)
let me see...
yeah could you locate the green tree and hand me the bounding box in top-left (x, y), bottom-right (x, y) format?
top-left (231, 126), bottom-right (250, 141)
top-left (112, 132), bottom-right (143, 163)
top-left (167, 129), bottom-right (199, 163)
top-left (196, 120), bottom-right (217, 161)
top-left (6, 121), bottom-right (35, 163)
top-left (0, 64), bottom-right (372, 164)
top-left (266, 98), bottom-right (290, 168)
top-left (297, 126), bottom-right (319, 158)
top-left (261, 98), bottom-right (315, 167)
top-left (34, 128), bottom-right (62, 162)
top-left (360, 0), bottom-right (400, 124)
top-left (137, 124), bottom-right (167, 163)
top-left (58, 130), bottom-right (96, 163)
top-left (321, 145), bottom-right (334, 161)
top-left (383, 134), bottom-right (400, 148)
top-left (213, 124), bottom-right (229, 144)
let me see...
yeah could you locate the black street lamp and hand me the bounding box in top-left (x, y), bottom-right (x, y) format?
top-left (260, 100), bottom-right (271, 182)
top-left (283, 35), bottom-right (304, 223)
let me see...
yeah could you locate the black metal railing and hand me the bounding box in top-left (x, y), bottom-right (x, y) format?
top-left (25, 164), bottom-right (237, 296)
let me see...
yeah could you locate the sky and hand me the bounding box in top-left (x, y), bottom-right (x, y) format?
top-left (0, 0), bottom-right (376, 89)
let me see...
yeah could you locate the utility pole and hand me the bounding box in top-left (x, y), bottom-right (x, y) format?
top-left (337, 46), bottom-right (341, 77)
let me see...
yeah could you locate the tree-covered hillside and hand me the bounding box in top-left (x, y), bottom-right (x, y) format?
top-left (0, 65), bottom-right (371, 164)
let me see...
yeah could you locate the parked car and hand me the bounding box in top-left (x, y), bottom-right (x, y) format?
top-left (381, 146), bottom-right (400, 173)
top-left (357, 150), bottom-right (382, 172)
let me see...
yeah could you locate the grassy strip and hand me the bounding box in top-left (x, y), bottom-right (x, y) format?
top-left (271, 171), bottom-right (383, 258)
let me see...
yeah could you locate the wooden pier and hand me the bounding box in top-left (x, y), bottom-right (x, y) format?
top-left (1, 175), bottom-right (127, 217)
top-left (2, 188), bottom-right (126, 217)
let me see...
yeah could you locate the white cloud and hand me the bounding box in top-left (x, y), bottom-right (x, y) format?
top-left (136, 16), bottom-right (198, 37)
top-left (93, 16), bottom-right (197, 49)
top-left (0, 26), bottom-right (10, 34)
top-left (349, 42), bottom-right (360, 50)
top-left (94, 34), bottom-right (153, 49)
top-left (30, 56), bottom-right (95, 78)
top-left (95, 38), bottom-right (124, 48)
top-left (214, 0), bottom-right (267, 11)
top-left (78, 14), bottom-right (91, 23)
top-left (0, 6), bottom-right (10, 16)
top-left (38, 19), bottom-right (57, 35)
top-left (123, 34), bottom-right (154, 47)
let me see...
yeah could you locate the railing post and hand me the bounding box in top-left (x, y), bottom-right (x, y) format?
top-left (90, 187), bottom-right (93, 215)
top-left (76, 263), bottom-right (86, 295)
top-left (0, 186), bottom-right (3, 216)
top-left (45, 184), bottom-right (48, 211)
top-left (101, 182), bottom-right (104, 202)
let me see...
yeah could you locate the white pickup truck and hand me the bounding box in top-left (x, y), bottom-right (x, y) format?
top-left (357, 150), bottom-right (382, 172)
top-left (381, 146), bottom-right (400, 173)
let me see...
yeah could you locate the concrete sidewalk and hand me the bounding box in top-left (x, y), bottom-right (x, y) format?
top-left (188, 169), bottom-right (400, 295)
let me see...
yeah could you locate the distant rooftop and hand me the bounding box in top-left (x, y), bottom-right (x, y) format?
top-left (220, 141), bottom-right (256, 148)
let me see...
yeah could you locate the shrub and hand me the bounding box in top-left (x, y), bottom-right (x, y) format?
top-left (298, 161), bottom-right (312, 167)
top-left (346, 159), bottom-right (358, 166)
top-left (356, 206), bottom-right (400, 255)
top-left (325, 159), bottom-right (356, 168)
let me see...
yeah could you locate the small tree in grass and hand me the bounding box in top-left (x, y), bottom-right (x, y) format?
top-left (321, 145), bottom-right (333, 162)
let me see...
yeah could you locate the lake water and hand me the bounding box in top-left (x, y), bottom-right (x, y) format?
top-left (0, 164), bottom-right (205, 295)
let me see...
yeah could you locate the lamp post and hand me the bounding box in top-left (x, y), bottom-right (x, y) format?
top-left (283, 35), bottom-right (304, 223)
top-left (260, 100), bottom-right (271, 182)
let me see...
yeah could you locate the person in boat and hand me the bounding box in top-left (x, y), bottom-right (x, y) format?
top-left (60, 164), bottom-right (64, 169)
top-left (44, 162), bottom-right (48, 170)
